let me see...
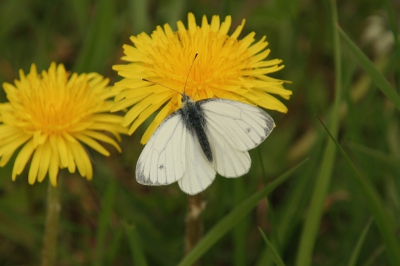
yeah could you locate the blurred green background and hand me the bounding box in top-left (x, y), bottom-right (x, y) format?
top-left (1, 0), bottom-right (400, 265)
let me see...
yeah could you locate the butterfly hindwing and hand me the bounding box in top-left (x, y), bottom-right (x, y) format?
top-left (136, 112), bottom-right (186, 186)
top-left (206, 125), bottom-right (251, 177)
top-left (199, 98), bottom-right (274, 177)
top-left (178, 130), bottom-right (216, 195)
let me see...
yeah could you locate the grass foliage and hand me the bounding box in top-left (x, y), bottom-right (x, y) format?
top-left (0, 0), bottom-right (399, 265)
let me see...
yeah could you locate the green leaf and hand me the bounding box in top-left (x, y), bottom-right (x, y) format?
top-left (73, 0), bottom-right (115, 73)
top-left (258, 227), bottom-right (286, 266)
top-left (106, 226), bottom-right (124, 265)
top-left (347, 142), bottom-right (400, 166)
top-left (347, 218), bottom-right (373, 266)
top-left (337, 25), bottom-right (400, 111)
top-left (178, 158), bottom-right (309, 266)
top-left (384, 0), bottom-right (400, 76)
top-left (362, 245), bottom-right (386, 266)
top-left (295, 1), bottom-right (342, 265)
top-left (317, 116), bottom-right (400, 265)
top-left (233, 178), bottom-right (247, 266)
top-left (94, 179), bottom-right (117, 266)
top-left (128, 0), bottom-right (151, 34)
top-left (124, 222), bottom-right (148, 266)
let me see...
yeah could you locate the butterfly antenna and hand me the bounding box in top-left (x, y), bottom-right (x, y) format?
top-left (141, 78), bottom-right (182, 95)
top-left (183, 52), bottom-right (198, 95)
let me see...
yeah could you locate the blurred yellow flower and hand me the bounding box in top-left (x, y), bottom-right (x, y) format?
top-left (0, 63), bottom-right (126, 186)
top-left (113, 12), bottom-right (291, 144)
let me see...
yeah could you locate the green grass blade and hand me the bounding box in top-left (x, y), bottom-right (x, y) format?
top-left (0, 201), bottom-right (42, 248)
top-left (129, 0), bottom-right (151, 34)
top-left (257, 153), bottom-right (321, 266)
top-left (73, 0), bottom-right (115, 73)
top-left (337, 26), bottom-right (400, 110)
top-left (295, 0), bottom-right (342, 265)
top-left (385, 0), bottom-right (400, 55)
top-left (162, 0), bottom-right (185, 27)
top-left (106, 226), bottom-right (124, 265)
top-left (178, 158), bottom-right (309, 266)
top-left (384, 0), bottom-right (400, 91)
top-left (124, 223), bottom-right (148, 266)
top-left (317, 117), bottom-right (400, 265)
top-left (347, 142), bottom-right (400, 166)
top-left (94, 179), bottom-right (117, 266)
top-left (362, 245), bottom-right (386, 266)
top-left (258, 227), bottom-right (286, 266)
top-left (347, 218), bottom-right (373, 266)
top-left (295, 132), bottom-right (338, 266)
top-left (256, 146), bottom-right (281, 266)
top-left (233, 179), bottom-right (247, 266)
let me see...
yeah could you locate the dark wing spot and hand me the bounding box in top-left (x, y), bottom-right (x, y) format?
top-left (246, 127), bottom-right (252, 133)
top-left (159, 164), bottom-right (165, 170)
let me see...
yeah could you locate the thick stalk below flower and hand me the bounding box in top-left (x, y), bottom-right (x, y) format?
top-left (185, 193), bottom-right (205, 265)
top-left (41, 179), bottom-right (61, 266)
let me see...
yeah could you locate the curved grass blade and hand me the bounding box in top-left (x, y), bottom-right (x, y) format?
top-left (129, 0), bottom-right (151, 34)
top-left (256, 147), bottom-right (280, 266)
top-left (295, 0), bottom-right (342, 265)
top-left (347, 142), bottom-right (400, 166)
top-left (124, 222), bottom-right (148, 266)
top-left (362, 245), bottom-right (386, 266)
top-left (317, 116), bottom-right (400, 265)
top-left (384, 0), bottom-right (400, 56)
top-left (257, 154), bottom-right (320, 266)
top-left (106, 226), bottom-right (124, 265)
top-left (177, 158), bottom-right (309, 266)
top-left (94, 179), bottom-right (117, 266)
top-left (347, 218), bottom-right (373, 266)
top-left (384, 0), bottom-right (400, 92)
top-left (233, 179), bottom-right (247, 266)
top-left (258, 227), bottom-right (286, 266)
top-left (337, 25), bottom-right (400, 110)
top-left (73, 0), bottom-right (115, 73)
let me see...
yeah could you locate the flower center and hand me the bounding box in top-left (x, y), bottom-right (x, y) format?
top-left (16, 75), bottom-right (99, 135)
top-left (147, 30), bottom-right (249, 99)
top-left (41, 100), bottom-right (69, 132)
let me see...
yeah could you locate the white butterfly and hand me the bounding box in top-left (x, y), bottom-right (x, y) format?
top-left (135, 92), bottom-right (274, 195)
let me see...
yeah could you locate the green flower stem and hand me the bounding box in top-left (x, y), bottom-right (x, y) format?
top-left (41, 178), bottom-right (61, 266)
top-left (185, 193), bottom-right (204, 265)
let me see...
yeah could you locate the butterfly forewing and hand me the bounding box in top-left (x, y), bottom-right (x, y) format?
top-left (199, 99), bottom-right (274, 151)
top-left (136, 113), bottom-right (186, 185)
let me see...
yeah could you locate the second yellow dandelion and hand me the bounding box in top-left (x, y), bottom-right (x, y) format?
top-left (0, 63), bottom-right (126, 186)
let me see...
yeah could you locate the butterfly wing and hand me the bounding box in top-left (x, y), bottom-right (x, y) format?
top-left (206, 128), bottom-right (251, 177)
top-left (136, 98), bottom-right (273, 192)
top-left (199, 99), bottom-right (274, 177)
top-left (178, 130), bottom-right (216, 195)
top-left (200, 99), bottom-right (274, 151)
top-left (136, 112), bottom-right (186, 186)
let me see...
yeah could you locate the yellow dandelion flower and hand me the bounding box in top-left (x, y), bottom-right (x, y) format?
top-left (0, 63), bottom-right (126, 186)
top-left (112, 12), bottom-right (291, 144)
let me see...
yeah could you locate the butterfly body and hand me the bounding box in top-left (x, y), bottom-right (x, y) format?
top-left (136, 93), bottom-right (274, 195)
top-left (179, 94), bottom-right (213, 163)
